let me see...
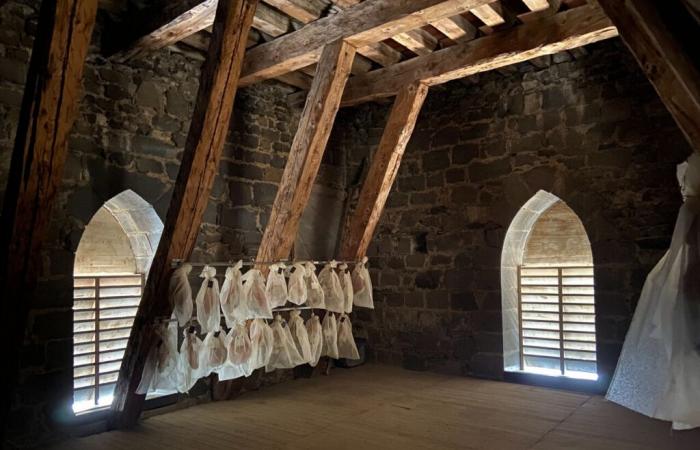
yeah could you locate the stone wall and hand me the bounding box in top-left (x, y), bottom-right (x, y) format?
top-left (338, 39), bottom-right (690, 383)
top-left (0, 1), bottom-right (346, 447)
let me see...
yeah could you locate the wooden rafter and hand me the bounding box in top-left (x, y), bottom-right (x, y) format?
top-left (594, 0), bottom-right (700, 153)
top-left (0, 0), bottom-right (97, 437)
top-left (256, 40), bottom-right (356, 266)
top-left (110, 0), bottom-right (259, 428)
top-left (341, 4), bottom-right (618, 106)
top-left (268, 0), bottom-right (401, 67)
top-left (239, 0), bottom-right (496, 86)
top-left (339, 82), bottom-right (429, 260)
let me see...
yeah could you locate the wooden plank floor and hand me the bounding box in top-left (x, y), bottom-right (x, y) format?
top-left (53, 365), bottom-right (699, 450)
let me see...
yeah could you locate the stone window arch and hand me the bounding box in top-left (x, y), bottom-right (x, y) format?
top-left (72, 190), bottom-right (163, 412)
top-left (501, 191), bottom-right (597, 379)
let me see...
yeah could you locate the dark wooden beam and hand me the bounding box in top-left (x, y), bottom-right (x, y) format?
top-left (110, 0), bottom-right (259, 428)
top-left (239, 0), bottom-right (495, 86)
top-left (0, 0), bottom-right (97, 438)
top-left (339, 82), bottom-right (429, 260)
top-left (594, 0), bottom-right (700, 153)
top-left (341, 4), bottom-right (617, 105)
top-left (256, 40), bottom-right (356, 266)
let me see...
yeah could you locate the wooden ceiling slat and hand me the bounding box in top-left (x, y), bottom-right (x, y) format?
top-left (239, 0), bottom-right (494, 86)
top-left (431, 15), bottom-right (478, 43)
top-left (341, 4), bottom-right (618, 106)
top-left (391, 28), bottom-right (439, 56)
top-left (522, 0), bottom-right (550, 11)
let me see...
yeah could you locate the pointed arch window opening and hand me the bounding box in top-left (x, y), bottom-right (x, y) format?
top-left (72, 190), bottom-right (168, 413)
top-left (502, 191), bottom-right (598, 381)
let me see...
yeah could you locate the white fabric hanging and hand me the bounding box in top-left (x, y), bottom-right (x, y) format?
top-left (220, 261), bottom-right (243, 328)
top-left (227, 322), bottom-right (252, 366)
top-left (287, 262), bottom-right (308, 305)
top-left (319, 261), bottom-right (344, 313)
top-left (288, 310), bottom-right (313, 364)
top-left (170, 263), bottom-right (193, 326)
top-left (337, 313), bottom-right (360, 360)
top-left (266, 315), bottom-right (304, 372)
top-left (306, 313), bottom-right (323, 367)
top-left (240, 269), bottom-right (273, 319)
top-left (606, 153), bottom-right (700, 430)
top-left (178, 328), bottom-right (203, 393)
top-left (195, 265), bottom-right (221, 333)
top-left (266, 263), bottom-right (289, 308)
top-left (322, 312), bottom-right (339, 359)
top-left (338, 263), bottom-right (354, 314)
top-left (245, 318), bottom-right (274, 374)
top-left (304, 262), bottom-right (325, 309)
top-left (352, 257), bottom-right (374, 309)
top-left (201, 331), bottom-right (227, 376)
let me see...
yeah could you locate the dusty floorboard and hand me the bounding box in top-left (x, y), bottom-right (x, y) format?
top-left (54, 364), bottom-right (699, 449)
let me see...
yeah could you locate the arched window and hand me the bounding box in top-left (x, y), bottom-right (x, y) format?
top-left (72, 190), bottom-right (163, 412)
top-left (501, 191), bottom-right (597, 380)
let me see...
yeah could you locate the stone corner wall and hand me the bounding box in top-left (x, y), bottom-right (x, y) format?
top-left (339, 38), bottom-right (691, 383)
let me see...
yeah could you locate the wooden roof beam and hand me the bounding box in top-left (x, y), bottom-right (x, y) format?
top-left (256, 40), bottom-right (356, 266)
top-left (338, 82), bottom-right (429, 260)
top-left (594, 0), bottom-right (700, 152)
top-left (0, 0), bottom-right (97, 436)
top-left (341, 4), bottom-right (618, 106)
top-left (431, 15), bottom-right (478, 43)
top-left (239, 0), bottom-right (496, 86)
top-left (110, 0), bottom-right (259, 428)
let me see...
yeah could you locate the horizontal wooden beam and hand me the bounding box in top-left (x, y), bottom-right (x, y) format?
top-left (431, 15), bottom-right (478, 43)
top-left (594, 0), bottom-right (700, 153)
top-left (342, 4), bottom-right (618, 105)
top-left (239, 0), bottom-right (495, 86)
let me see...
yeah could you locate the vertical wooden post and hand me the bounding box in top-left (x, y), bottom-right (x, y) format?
top-left (0, 0), bottom-right (97, 437)
top-left (256, 39), bottom-right (356, 266)
top-left (338, 82), bottom-right (428, 260)
top-left (110, 0), bottom-right (259, 428)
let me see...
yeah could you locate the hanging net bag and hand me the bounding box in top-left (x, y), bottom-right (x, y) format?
top-left (319, 261), bottom-right (344, 313)
top-left (227, 322), bottom-right (252, 366)
top-left (288, 310), bottom-right (313, 364)
top-left (241, 269), bottom-right (273, 319)
top-left (202, 331), bottom-right (227, 376)
top-left (322, 312), bottom-right (339, 359)
top-left (266, 262), bottom-right (289, 308)
top-left (338, 263), bottom-right (354, 314)
top-left (245, 318), bottom-right (273, 374)
top-left (352, 256), bottom-right (374, 309)
top-left (170, 263), bottom-right (193, 326)
top-left (287, 262), bottom-right (308, 305)
top-left (195, 265), bottom-right (221, 333)
top-left (337, 313), bottom-right (360, 360)
top-left (266, 315), bottom-right (303, 372)
top-left (220, 261), bottom-right (243, 327)
top-left (178, 327), bottom-right (203, 393)
top-left (305, 313), bottom-right (323, 367)
top-left (304, 262), bottom-right (325, 309)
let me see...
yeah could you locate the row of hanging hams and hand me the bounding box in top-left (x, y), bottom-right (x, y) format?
top-left (137, 311), bottom-right (360, 394)
top-left (169, 258), bottom-right (374, 332)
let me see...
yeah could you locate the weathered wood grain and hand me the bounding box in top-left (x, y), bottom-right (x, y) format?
top-left (339, 83), bottom-right (429, 260)
top-left (0, 0), bottom-right (97, 438)
top-left (342, 5), bottom-right (618, 105)
top-left (256, 40), bottom-right (356, 266)
top-left (239, 0), bottom-right (495, 86)
top-left (110, 0), bottom-right (259, 428)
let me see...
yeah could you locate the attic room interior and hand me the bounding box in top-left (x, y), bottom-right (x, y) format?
top-left (0, 0), bottom-right (699, 448)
